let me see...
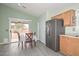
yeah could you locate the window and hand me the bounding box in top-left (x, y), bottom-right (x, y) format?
top-left (23, 24), bottom-right (29, 30)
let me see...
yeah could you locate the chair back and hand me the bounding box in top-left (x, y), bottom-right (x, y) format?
top-left (25, 33), bottom-right (33, 41)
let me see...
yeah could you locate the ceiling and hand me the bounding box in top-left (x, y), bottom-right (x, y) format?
top-left (3, 3), bottom-right (74, 17)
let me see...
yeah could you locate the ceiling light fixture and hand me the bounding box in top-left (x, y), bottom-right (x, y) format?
top-left (17, 3), bottom-right (21, 7)
top-left (17, 3), bottom-right (26, 8)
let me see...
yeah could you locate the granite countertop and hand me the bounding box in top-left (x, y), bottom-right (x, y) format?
top-left (60, 35), bottom-right (79, 38)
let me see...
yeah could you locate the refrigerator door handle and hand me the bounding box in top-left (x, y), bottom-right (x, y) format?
top-left (48, 27), bottom-right (50, 36)
top-left (47, 24), bottom-right (50, 36)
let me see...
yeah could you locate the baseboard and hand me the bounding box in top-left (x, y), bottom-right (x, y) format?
top-left (0, 42), bottom-right (10, 45)
top-left (0, 40), bottom-right (45, 45)
top-left (37, 40), bottom-right (46, 45)
top-left (0, 41), bottom-right (18, 45)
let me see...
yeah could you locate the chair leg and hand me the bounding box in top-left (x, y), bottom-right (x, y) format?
top-left (30, 42), bottom-right (33, 48)
top-left (33, 40), bottom-right (36, 47)
top-left (24, 42), bottom-right (27, 48)
top-left (18, 43), bottom-right (20, 47)
top-left (34, 41), bottom-right (36, 47)
top-left (21, 41), bottom-right (23, 49)
top-left (18, 41), bottom-right (20, 47)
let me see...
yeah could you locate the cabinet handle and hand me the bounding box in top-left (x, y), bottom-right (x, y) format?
top-left (72, 16), bottom-right (76, 25)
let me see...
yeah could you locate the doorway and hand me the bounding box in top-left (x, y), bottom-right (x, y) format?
top-left (9, 18), bottom-right (31, 43)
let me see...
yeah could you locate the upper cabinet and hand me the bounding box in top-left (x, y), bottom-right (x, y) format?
top-left (52, 9), bottom-right (75, 26)
top-left (63, 10), bottom-right (75, 26)
top-left (53, 13), bottom-right (63, 19)
top-left (53, 14), bottom-right (63, 19)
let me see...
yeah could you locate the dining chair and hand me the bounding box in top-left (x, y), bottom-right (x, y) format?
top-left (17, 32), bottom-right (24, 49)
top-left (24, 33), bottom-right (34, 48)
top-left (32, 32), bottom-right (36, 46)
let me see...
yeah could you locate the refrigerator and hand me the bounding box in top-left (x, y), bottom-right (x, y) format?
top-left (46, 19), bottom-right (65, 51)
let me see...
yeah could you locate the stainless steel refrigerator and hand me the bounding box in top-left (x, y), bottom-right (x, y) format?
top-left (46, 19), bottom-right (65, 51)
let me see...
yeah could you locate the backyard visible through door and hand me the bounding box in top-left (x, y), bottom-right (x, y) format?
top-left (10, 19), bottom-right (29, 42)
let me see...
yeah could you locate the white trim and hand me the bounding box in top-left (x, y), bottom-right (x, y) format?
top-left (9, 17), bottom-right (32, 22)
top-left (0, 42), bottom-right (11, 45)
top-left (9, 18), bottom-right (11, 43)
top-left (0, 41), bottom-right (18, 45)
top-left (37, 22), bottom-right (39, 40)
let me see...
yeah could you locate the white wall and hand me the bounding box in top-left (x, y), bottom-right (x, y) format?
top-left (38, 12), bottom-right (48, 44)
top-left (37, 22), bottom-right (40, 41)
top-left (38, 3), bottom-right (79, 44)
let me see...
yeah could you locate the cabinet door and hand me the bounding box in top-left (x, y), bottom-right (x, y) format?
top-left (66, 38), bottom-right (74, 55)
top-left (63, 10), bottom-right (75, 26)
top-left (60, 36), bottom-right (68, 55)
top-left (63, 11), bottom-right (70, 26)
top-left (60, 36), bottom-right (79, 56)
top-left (67, 38), bottom-right (79, 56)
top-left (60, 36), bottom-right (75, 56)
top-left (53, 14), bottom-right (63, 19)
top-left (72, 38), bottom-right (79, 56)
top-left (70, 10), bottom-right (75, 26)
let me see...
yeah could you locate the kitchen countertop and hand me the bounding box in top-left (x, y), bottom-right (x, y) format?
top-left (60, 35), bottom-right (79, 39)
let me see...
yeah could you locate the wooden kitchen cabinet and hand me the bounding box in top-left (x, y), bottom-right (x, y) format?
top-left (60, 35), bottom-right (79, 56)
top-left (53, 14), bottom-right (63, 19)
top-left (72, 38), bottom-right (79, 56)
top-left (63, 11), bottom-right (71, 26)
top-left (63, 10), bottom-right (75, 26)
top-left (60, 36), bottom-right (70, 55)
top-left (52, 9), bottom-right (75, 26)
top-left (60, 36), bottom-right (66, 55)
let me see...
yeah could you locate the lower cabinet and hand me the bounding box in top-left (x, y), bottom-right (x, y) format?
top-left (72, 39), bottom-right (79, 55)
top-left (60, 35), bottom-right (79, 56)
